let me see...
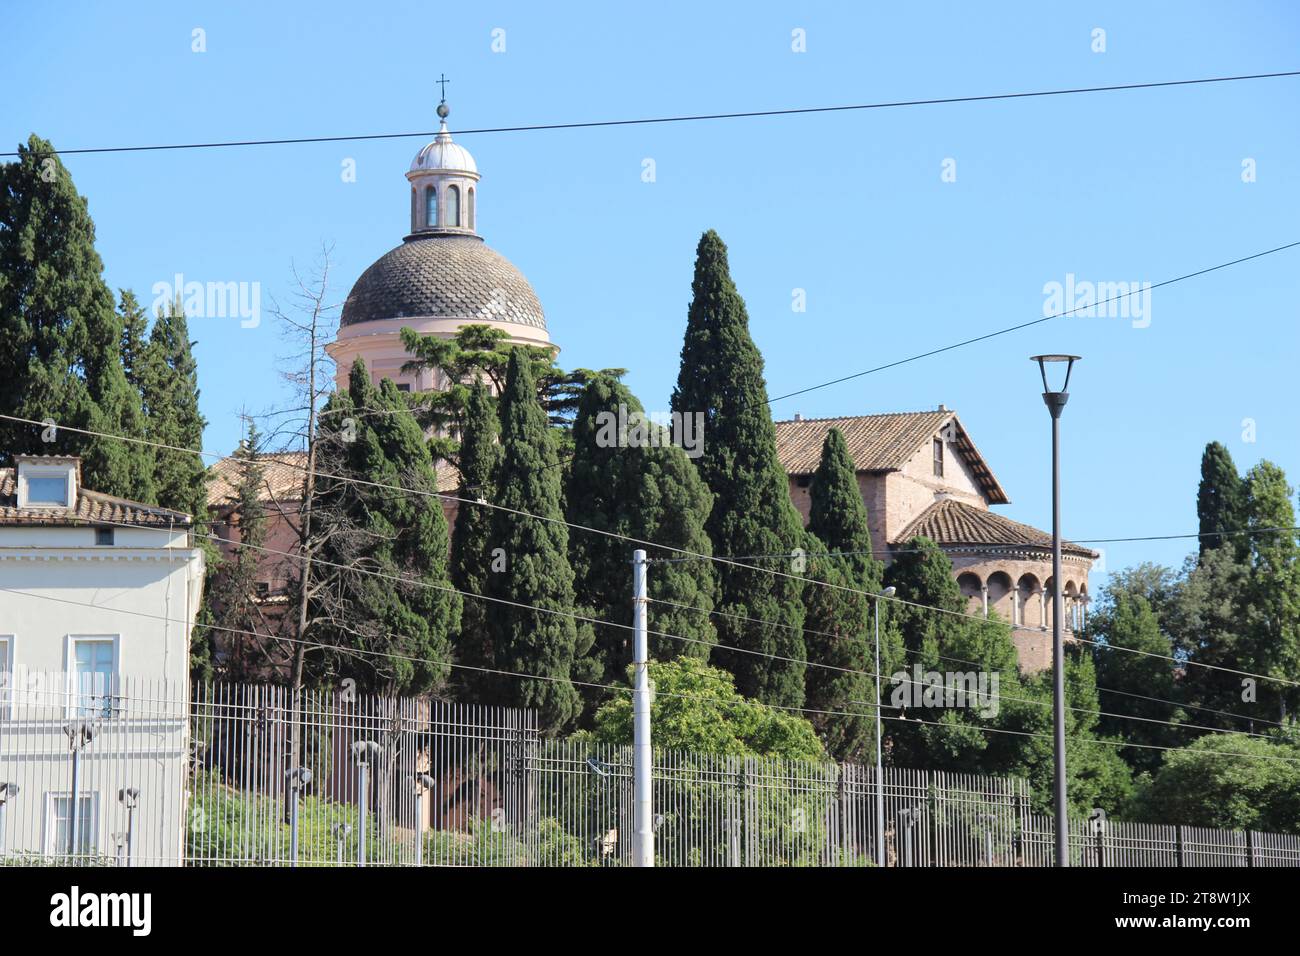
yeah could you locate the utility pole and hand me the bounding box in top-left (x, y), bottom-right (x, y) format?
top-left (631, 549), bottom-right (654, 867)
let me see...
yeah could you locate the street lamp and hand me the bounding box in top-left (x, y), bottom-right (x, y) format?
top-left (1030, 354), bottom-right (1080, 868)
top-left (62, 720), bottom-right (96, 859)
top-left (285, 768), bottom-right (312, 867)
top-left (351, 740), bottom-right (382, 866)
top-left (117, 787), bottom-right (139, 866)
top-left (412, 773), bottom-right (435, 866)
top-left (0, 783), bottom-right (18, 855)
top-left (874, 585), bottom-right (896, 867)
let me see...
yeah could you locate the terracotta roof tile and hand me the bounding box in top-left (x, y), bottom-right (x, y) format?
top-left (894, 498), bottom-right (1098, 558)
top-left (774, 411), bottom-right (1009, 504)
top-left (207, 450), bottom-right (460, 508)
top-left (0, 468), bottom-right (191, 527)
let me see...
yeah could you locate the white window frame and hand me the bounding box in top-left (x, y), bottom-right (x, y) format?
top-left (43, 790), bottom-right (100, 857)
top-left (17, 462), bottom-right (75, 508)
top-left (65, 634), bottom-right (121, 718)
top-left (0, 634), bottom-right (12, 719)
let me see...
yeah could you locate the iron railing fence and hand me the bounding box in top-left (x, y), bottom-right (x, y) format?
top-left (3, 677), bottom-right (1299, 868)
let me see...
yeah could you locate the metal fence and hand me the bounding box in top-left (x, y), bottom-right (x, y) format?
top-left (3, 678), bottom-right (1299, 867)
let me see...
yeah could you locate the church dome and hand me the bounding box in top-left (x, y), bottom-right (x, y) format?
top-left (340, 234), bottom-right (546, 331)
top-left (410, 137), bottom-right (477, 175)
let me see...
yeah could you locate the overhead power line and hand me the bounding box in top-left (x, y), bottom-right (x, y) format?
top-left (6, 584), bottom-right (1298, 766)
top-left (6, 70), bottom-right (1298, 158)
top-left (75, 511), bottom-right (1297, 744)
top-left (6, 397), bottom-right (1300, 690)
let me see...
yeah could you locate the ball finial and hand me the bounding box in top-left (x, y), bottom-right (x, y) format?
top-left (436, 102), bottom-right (450, 120)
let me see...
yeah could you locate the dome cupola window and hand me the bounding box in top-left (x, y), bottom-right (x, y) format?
top-left (406, 89), bottom-right (480, 237)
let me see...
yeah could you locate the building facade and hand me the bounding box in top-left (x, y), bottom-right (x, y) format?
top-left (0, 455), bottom-right (203, 864)
top-left (775, 412), bottom-right (1096, 671)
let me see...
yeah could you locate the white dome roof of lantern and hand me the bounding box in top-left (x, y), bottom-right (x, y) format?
top-left (409, 102), bottom-right (478, 175)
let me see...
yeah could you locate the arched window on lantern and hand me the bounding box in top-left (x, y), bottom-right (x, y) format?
top-left (467, 187), bottom-right (476, 230)
top-left (411, 187), bottom-right (417, 230)
top-left (447, 185), bottom-right (461, 227)
top-left (425, 186), bottom-right (437, 227)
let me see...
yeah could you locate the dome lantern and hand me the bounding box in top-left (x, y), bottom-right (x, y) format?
top-left (406, 87), bottom-right (479, 236)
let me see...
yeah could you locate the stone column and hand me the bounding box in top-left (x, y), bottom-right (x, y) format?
top-left (981, 584), bottom-right (989, 618)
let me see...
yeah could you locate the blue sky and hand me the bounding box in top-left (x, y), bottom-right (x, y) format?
top-left (4, 1), bottom-right (1298, 584)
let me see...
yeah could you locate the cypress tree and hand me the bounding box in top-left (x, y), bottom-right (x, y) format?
top-left (801, 428), bottom-right (886, 760)
top-left (141, 301), bottom-right (208, 518)
top-left (449, 379), bottom-right (502, 699)
top-left (670, 230), bottom-right (808, 707)
top-left (119, 290), bottom-right (150, 392)
top-left (312, 360), bottom-right (461, 695)
top-left (0, 135), bottom-right (152, 498)
top-left (488, 349), bottom-right (582, 731)
top-left (1241, 461), bottom-right (1300, 720)
top-left (566, 376), bottom-right (718, 697)
top-left (1197, 442), bottom-right (1247, 560)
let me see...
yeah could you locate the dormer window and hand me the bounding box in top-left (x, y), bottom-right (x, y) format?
top-left (933, 438), bottom-right (944, 478)
top-left (16, 457), bottom-right (77, 509)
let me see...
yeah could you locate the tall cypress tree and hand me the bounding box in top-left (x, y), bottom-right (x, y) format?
top-left (141, 301), bottom-right (208, 518)
top-left (488, 349), bottom-right (582, 731)
top-left (311, 359), bottom-right (461, 695)
top-left (0, 135), bottom-right (153, 498)
top-left (566, 376), bottom-right (718, 696)
top-left (670, 230), bottom-right (808, 707)
top-left (1241, 461), bottom-right (1300, 720)
top-left (449, 379), bottom-right (502, 699)
top-left (802, 428), bottom-right (888, 760)
top-left (1197, 441), bottom-right (1247, 560)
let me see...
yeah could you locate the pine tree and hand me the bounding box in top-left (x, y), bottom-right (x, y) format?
top-left (488, 349), bottom-right (582, 731)
top-left (311, 360), bottom-right (461, 695)
top-left (801, 428), bottom-right (887, 760)
top-left (449, 379), bottom-right (502, 699)
top-left (141, 301), bottom-right (208, 518)
top-left (1197, 442), bottom-right (1247, 560)
top-left (670, 230), bottom-right (808, 707)
top-left (0, 135), bottom-right (153, 498)
top-left (566, 376), bottom-right (718, 700)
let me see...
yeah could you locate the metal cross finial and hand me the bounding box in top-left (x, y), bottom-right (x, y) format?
top-left (436, 73), bottom-right (450, 102)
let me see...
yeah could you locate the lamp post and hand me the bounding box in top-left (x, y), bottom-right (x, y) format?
top-left (874, 585), bottom-right (896, 867)
top-left (1031, 354), bottom-right (1080, 868)
top-left (117, 787), bottom-right (139, 866)
top-left (351, 740), bottom-right (382, 866)
top-left (285, 768), bottom-right (312, 866)
top-left (412, 773), bottom-right (435, 866)
top-left (62, 720), bottom-right (96, 859)
top-left (0, 783), bottom-right (18, 854)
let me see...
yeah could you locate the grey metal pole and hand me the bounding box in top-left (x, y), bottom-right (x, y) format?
top-left (873, 598), bottom-right (884, 868)
top-left (68, 740), bottom-right (81, 858)
top-left (125, 804), bottom-right (135, 866)
top-left (289, 785), bottom-right (300, 867)
top-left (631, 549), bottom-right (654, 867)
top-left (357, 763), bottom-right (368, 867)
top-left (1050, 411), bottom-right (1068, 867)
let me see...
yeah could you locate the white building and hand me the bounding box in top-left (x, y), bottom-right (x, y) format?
top-left (0, 455), bottom-right (204, 864)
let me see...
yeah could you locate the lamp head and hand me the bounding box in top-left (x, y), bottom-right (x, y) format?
top-left (118, 787), bottom-right (140, 808)
top-left (881, 586), bottom-right (897, 598)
